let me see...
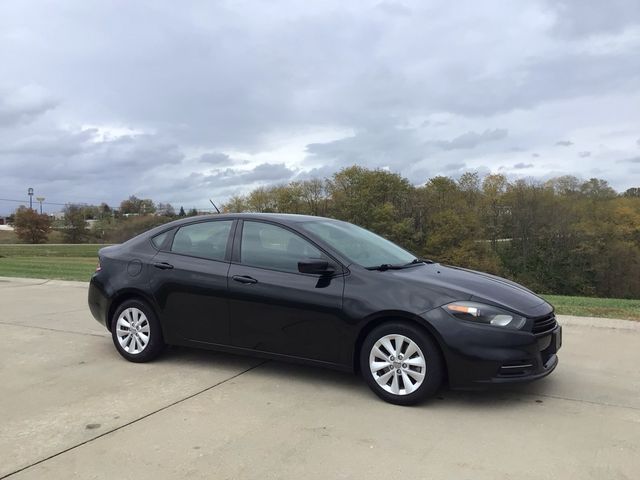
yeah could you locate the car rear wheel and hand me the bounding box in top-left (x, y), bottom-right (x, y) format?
top-left (111, 299), bottom-right (164, 363)
top-left (360, 322), bottom-right (443, 405)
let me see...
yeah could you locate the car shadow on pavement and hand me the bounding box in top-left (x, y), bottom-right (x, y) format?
top-left (153, 345), bottom-right (555, 409)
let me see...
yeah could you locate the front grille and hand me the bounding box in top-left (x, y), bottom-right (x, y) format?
top-left (532, 313), bottom-right (557, 336)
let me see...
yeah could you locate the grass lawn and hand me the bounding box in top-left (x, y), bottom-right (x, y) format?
top-left (0, 244), bottom-right (106, 281)
top-left (543, 294), bottom-right (640, 321)
top-left (0, 230), bottom-right (18, 243)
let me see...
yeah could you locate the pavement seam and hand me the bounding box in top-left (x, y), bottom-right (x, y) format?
top-left (13, 308), bottom-right (90, 320)
top-left (0, 359), bottom-right (269, 480)
top-left (512, 390), bottom-right (640, 411)
top-left (0, 279), bottom-right (51, 289)
top-left (0, 321), bottom-right (108, 338)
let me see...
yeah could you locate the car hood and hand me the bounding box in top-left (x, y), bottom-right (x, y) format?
top-left (389, 263), bottom-right (552, 317)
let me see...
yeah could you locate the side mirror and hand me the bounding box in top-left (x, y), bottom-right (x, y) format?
top-left (298, 259), bottom-right (334, 275)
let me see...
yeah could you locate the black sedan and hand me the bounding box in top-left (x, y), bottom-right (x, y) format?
top-left (88, 213), bottom-right (562, 405)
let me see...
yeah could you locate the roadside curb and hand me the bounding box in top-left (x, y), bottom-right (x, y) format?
top-left (557, 314), bottom-right (640, 331)
top-left (0, 276), bottom-right (88, 288)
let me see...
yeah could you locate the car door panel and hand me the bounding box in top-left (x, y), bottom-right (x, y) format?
top-left (227, 220), bottom-right (347, 365)
top-left (228, 264), bottom-right (345, 364)
top-left (150, 252), bottom-right (231, 344)
top-left (148, 220), bottom-right (234, 345)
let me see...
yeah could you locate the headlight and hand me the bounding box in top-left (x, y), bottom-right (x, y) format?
top-left (443, 301), bottom-right (526, 330)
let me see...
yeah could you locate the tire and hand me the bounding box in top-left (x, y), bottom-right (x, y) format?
top-left (360, 321), bottom-right (443, 405)
top-left (111, 299), bottom-right (165, 363)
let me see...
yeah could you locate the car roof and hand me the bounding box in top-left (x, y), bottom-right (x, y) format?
top-left (240, 212), bottom-right (326, 222)
top-left (145, 212), bottom-right (335, 235)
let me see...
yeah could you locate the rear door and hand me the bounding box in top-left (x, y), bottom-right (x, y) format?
top-left (149, 219), bottom-right (235, 345)
top-left (227, 220), bottom-right (347, 365)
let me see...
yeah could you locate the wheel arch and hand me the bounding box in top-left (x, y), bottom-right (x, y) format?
top-left (106, 289), bottom-right (159, 332)
top-left (352, 310), bottom-right (449, 381)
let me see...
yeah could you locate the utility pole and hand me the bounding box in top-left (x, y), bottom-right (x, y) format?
top-left (36, 197), bottom-right (45, 214)
top-left (28, 187), bottom-right (34, 210)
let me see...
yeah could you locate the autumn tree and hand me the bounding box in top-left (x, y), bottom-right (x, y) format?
top-left (63, 204), bottom-right (88, 243)
top-left (99, 203), bottom-right (112, 218)
top-left (156, 202), bottom-right (176, 216)
top-left (326, 166), bottom-right (414, 244)
top-left (120, 195), bottom-right (156, 215)
top-left (213, 165), bottom-right (640, 298)
top-left (13, 206), bottom-right (51, 244)
top-left (298, 179), bottom-right (327, 216)
top-left (623, 187), bottom-right (640, 198)
top-left (223, 196), bottom-right (248, 213)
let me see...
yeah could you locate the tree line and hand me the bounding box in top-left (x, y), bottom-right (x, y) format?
top-left (9, 166), bottom-right (640, 298)
top-left (11, 197), bottom-right (201, 245)
top-left (224, 166), bottom-right (640, 299)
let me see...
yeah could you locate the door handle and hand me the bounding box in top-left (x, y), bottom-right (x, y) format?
top-left (153, 262), bottom-right (174, 270)
top-left (232, 275), bottom-right (258, 284)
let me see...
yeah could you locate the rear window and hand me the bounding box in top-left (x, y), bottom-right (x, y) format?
top-left (171, 220), bottom-right (233, 261)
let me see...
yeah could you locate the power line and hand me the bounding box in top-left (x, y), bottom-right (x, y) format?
top-left (0, 197), bottom-right (76, 206)
top-left (0, 197), bottom-right (220, 211)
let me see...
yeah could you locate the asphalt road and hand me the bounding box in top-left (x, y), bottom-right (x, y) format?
top-left (1, 277), bottom-right (639, 479)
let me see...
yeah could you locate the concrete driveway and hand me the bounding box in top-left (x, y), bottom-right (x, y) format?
top-left (1, 277), bottom-right (639, 479)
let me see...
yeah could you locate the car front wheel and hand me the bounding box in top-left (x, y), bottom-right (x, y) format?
top-left (111, 299), bottom-right (164, 363)
top-left (360, 322), bottom-right (443, 405)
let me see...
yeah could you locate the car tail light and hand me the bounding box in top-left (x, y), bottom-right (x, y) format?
top-left (95, 259), bottom-right (102, 272)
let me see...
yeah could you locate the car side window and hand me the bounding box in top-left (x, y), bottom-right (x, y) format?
top-left (241, 221), bottom-right (326, 273)
top-left (151, 230), bottom-right (170, 249)
top-left (171, 220), bottom-right (233, 261)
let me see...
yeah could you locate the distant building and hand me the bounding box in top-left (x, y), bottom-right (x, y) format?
top-left (0, 217), bottom-right (14, 231)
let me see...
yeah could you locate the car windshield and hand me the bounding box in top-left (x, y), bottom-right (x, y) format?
top-left (301, 219), bottom-right (416, 269)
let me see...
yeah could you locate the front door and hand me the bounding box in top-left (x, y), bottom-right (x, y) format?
top-left (228, 220), bottom-right (346, 365)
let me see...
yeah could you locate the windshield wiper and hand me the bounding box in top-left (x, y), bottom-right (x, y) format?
top-left (366, 263), bottom-right (404, 271)
top-left (404, 257), bottom-right (434, 266)
top-left (366, 258), bottom-right (434, 271)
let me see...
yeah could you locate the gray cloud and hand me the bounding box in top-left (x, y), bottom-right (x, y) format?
top-left (618, 156), bottom-right (640, 163)
top-left (376, 1), bottom-right (412, 16)
top-left (556, 140), bottom-right (574, 146)
top-left (198, 152), bottom-right (231, 165)
top-left (433, 129), bottom-right (508, 151)
top-left (306, 126), bottom-right (426, 171)
top-left (579, 151), bottom-right (591, 158)
top-left (0, 86), bottom-right (57, 127)
top-left (202, 163), bottom-right (297, 187)
top-left (513, 162), bottom-right (534, 169)
top-left (545, 0), bottom-right (640, 38)
top-left (444, 162), bottom-right (466, 171)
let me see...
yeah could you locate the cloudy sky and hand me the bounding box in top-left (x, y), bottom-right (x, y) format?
top-left (1, 0), bottom-right (639, 213)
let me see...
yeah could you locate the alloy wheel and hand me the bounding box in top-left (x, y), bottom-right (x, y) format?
top-left (369, 334), bottom-right (426, 395)
top-left (115, 307), bottom-right (150, 354)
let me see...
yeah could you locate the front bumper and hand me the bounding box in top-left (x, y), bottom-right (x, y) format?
top-left (421, 308), bottom-right (562, 389)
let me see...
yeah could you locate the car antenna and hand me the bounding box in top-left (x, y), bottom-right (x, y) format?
top-left (209, 199), bottom-right (221, 214)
